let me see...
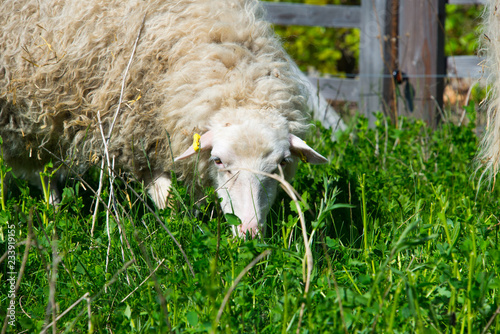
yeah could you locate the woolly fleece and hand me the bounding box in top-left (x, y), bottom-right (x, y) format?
top-left (0, 0), bottom-right (312, 193)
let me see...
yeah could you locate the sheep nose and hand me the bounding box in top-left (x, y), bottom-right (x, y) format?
top-left (238, 216), bottom-right (265, 239)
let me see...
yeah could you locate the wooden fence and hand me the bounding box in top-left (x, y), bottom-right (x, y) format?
top-left (262, 0), bottom-right (485, 127)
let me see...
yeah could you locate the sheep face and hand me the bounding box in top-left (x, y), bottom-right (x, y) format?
top-left (209, 122), bottom-right (290, 238)
top-left (176, 119), bottom-right (327, 238)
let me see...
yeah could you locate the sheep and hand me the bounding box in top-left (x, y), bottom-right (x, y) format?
top-left (478, 0), bottom-right (500, 185)
top-left (0, 0), bottom-right (329, 238)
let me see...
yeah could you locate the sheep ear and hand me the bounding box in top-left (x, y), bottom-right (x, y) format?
top-left (174, 131), bottom-right (213, 161)
top-left (289, 134), bottom-right (328, 164)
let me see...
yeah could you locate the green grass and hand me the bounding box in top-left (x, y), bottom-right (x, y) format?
top-left (1, 110), bottom-right (499, 333)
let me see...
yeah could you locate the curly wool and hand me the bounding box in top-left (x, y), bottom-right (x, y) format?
top-left (0, 0), bottom-right (310, 188)
top-left (478, 0), bottom-right (500, 183)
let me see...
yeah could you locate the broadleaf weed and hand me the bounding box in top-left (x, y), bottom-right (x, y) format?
top-left (1, 114), bottom-right (499, 333)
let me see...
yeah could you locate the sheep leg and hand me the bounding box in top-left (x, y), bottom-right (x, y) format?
top-left (26, 172), bottom-right (61, 205)
top-left (147, 174), bottom-right (172, 210)
top-left (48, 182), bottom-right (61, 205)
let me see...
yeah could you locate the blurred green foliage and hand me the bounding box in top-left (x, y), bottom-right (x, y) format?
top-left (266, 0), bottom-right (361, 75)
top-left (445, 4), bottom-right (483, 56)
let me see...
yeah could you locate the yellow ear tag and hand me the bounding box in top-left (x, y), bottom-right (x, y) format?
top-left (193, 133), bottom-right (201, 152)
top-left (299, 140), bottom-right (308, 162)
top-left (299, 151), bottom-right (308, 163)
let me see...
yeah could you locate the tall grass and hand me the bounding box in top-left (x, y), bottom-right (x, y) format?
top-left (0, 109), bottom-right (499, 333)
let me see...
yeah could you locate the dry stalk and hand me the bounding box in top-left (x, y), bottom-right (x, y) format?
top-left (120, 259), bottom-right (166, 303)
top-left (133, 231), bottom-right (172, 330)
top-left (18, 296), bottom-right (32, 320)
top-left (115, 173), bottom-right (195, 277)
top-left (91, 158), bottom-right (106, 237)
top-left (1, 210), bottom-right (34, 334)
top-left (45, 260), bottom-right (135, 333)
top-left (227, 166), bottom-right (313, 333)
top-left (44, 228), bottom-right (62, 334)
top-left (94, 15), bottom-right (145, 285)
top-left (108, 15), bottom-right (146, 141)
top-left (87, 294), bottom-right (91, 333)
top-left (40, 293), bottom-right (90, 334)
top-left (482, 305), bottom-right (500, 334)
top-left (214, 249), bottom-right (272, 330)
top-left (458, 80), bottom-right (479, 127)
top-left (110, 157), bottom-right (132, 286)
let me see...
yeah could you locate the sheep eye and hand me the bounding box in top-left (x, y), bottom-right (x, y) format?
top-left (211, 157), bottom-right (223, 166)
top-left (279, 157), bottom-right (292, 167)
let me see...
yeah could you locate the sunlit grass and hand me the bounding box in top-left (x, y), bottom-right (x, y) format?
top-left (1, 110), bottom-right (499, 333)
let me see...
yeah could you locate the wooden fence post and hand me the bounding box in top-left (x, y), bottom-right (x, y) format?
top-left (398, 0), bottom-right (446, 128)
top-left (359, 0), bottom-right (387, 126)
top-left (382, 0), bottom-right (399, 125)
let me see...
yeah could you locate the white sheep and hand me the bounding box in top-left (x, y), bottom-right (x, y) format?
top-left (478, 0), bottom-right (500, 185)
top-left (0, 0), bottom-right (328, 238)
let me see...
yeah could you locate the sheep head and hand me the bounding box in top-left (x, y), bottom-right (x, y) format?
top-left (175, 119), bottom-right (327, 238)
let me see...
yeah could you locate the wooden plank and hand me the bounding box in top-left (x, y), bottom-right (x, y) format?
top-left (359, 0), bottom-right (387, 125)
top-left (262, 2), bottom-right (361, 28)
top-left (447, 55), bottom-right (484, 78)
top-left (398, 0), bottom-right (446, 128)
top-left (448, 0), bottom-right (485, 4)
top-left (307, 77), bottom-right (359, 102)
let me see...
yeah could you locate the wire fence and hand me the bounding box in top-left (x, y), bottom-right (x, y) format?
top-left (262, 0), bottom-right (485, 126)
